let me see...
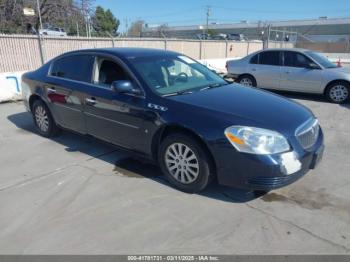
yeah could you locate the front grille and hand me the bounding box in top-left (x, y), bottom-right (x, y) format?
top-left (248, 174), bottom-right (303, 189)
top-left (296, 118), bottom-right (319, 149)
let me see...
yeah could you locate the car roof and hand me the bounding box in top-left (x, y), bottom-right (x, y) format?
top-left (258, 48), bottom-right (310, 53)
top-left (246, 48), bottom-right (312, 58)
top-left (63, 47), bottom-right (181, 58)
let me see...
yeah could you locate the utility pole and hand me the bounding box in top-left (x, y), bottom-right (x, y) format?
top-left (124, 18), bottom-right (129, 37)
top-left (206, 6), bottom-right (211, 35)
top-left (266, 24), bottom-right (271, 49)
top-left (76, 21), bottom-right (79, 37)
top-left (36, 0), bottom-right (43, 31)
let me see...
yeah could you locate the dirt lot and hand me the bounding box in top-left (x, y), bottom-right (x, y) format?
top-left (0, 93), bottom-right (349, 255)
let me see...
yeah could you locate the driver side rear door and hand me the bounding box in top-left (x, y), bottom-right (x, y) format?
top-left (248, 50), bottom-right (282, 89)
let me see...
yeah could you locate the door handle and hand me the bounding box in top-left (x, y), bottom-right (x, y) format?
top-left (85, 97), bottom-right (96, 105)
top-left (251, 68), bottom-right (257, 71)
top-left (285, 71), bottom-right (291, 74)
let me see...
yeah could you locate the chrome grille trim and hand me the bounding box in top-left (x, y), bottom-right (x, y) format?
top-left (295, 118), bottom-right (319, 149)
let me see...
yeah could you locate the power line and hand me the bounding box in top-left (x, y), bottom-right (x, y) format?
top-left (148, 18), bottom-right (205, 25)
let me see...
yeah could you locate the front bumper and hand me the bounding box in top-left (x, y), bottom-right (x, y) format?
top-left (211, 129), bottom-right (324, 190)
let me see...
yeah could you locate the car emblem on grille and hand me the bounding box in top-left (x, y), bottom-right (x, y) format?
top-left (310, 126), bottom-right (316, 135)
top-left (295, 118), bottom-right (319, 149)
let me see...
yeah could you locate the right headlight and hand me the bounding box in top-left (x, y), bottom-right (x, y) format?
top-left (224, 126), bottom-right (290, 155)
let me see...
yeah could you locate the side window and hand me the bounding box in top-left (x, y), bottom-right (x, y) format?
top-left (250, 54), bottom-right (259, 64)
top-left (93, 57), bottom-right (131, 88)
top-left (284, 51), bottom-right (295, 67)
top-left (295, 53), bottom-right (313, 68)
top-left (50, 55), bottom-right (94, 82)
top-left (284, 51), bottom-right (313, 68)
top-left (259, 51), bottom-right (280, 66)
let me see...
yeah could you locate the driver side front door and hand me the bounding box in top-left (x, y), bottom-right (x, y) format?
top-left (83, 56), bottom-right (149, 153)
top-left (280, 51), bottom-right (323, 93)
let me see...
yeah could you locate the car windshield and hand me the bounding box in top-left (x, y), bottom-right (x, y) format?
top-left (305, 51), bottom-right (337, 68)
top-left (128, 54), bottom-right (227, 96)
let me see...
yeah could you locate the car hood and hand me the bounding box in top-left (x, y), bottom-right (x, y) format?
top-left (167, 84), bottom-right (314, 136)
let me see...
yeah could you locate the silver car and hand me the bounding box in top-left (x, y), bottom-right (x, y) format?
top-left (39, 27), bottom-right (67, 37)
top-left (226, 48), bottom-right (350, 103)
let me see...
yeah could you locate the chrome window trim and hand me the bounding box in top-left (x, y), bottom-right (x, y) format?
top-left (47, 75), bottom-right (145, 99)
top-left (47, 51), bottom-right (146, 99)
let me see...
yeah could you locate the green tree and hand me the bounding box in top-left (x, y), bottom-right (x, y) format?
top-left (0, 0), bottom-right (93, 36)
top-left (92, 6), bottom-right (119, 37)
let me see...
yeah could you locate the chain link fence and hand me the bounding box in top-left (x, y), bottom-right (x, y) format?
top-left (0, 34), bottom-right (294, 73)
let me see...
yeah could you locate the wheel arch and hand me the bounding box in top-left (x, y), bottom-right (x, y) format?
top-left (237, 73), bottom-right (257, 85)
top-left (151, 124), bottom-right (217, 175)
top-left (29, 94), bottom-right (43, 112)
top-left (324, 79), bottom-right (350, 94)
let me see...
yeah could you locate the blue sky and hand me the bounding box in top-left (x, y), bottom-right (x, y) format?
top-left (95, 0), bottom-right (350, 33)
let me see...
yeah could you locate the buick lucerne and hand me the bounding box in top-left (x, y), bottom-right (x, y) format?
top-left (22, 48), bottom-right (324, 193)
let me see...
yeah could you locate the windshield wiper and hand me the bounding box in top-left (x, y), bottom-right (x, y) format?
top-left (162, 90), bottom-right (194, 97)
top-left (200, 82), bottom-right (228, 91)
top-left (163, 83), bottom-right (228, 97)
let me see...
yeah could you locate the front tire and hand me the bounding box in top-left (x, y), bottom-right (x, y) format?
top-left (325, 82), bottom-right (350, 104)
top-left (32, 100), bottom-right (60, 137)
top-left (158, 133), bottom-right (213, 193)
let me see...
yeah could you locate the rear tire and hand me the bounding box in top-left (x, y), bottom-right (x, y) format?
top-left (158, 133), bottom-right (213, 193)
top-left (32, 100), bottom-right (60, 137)
top-left (237, 75), bottom-right (257, 87)
top-left (325, 81), bottom-right (350, 104)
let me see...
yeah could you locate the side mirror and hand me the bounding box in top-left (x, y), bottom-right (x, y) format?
top-left (307, 63), bottom-right (321, 70)
top-left (111, 80), bottom-right (142, 96)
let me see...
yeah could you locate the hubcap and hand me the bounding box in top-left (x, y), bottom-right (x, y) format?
top-left (329, 85), bottom-right (348, 102)
top-left (35, 105), bottom-right (49, 132)
top-left (164, 143), bottom-right (199, 184)
top-left (240, 78), bottom-right (253, 87)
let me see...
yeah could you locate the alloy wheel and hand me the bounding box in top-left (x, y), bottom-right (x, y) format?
top-left (164, 143), bottom-right (199, 184)
top-left (35, 105), bottom-right (49, 132)
top-left (240, 77), bottom-right (253, 87)
top-left (329, 85), bottom-right (349, 102)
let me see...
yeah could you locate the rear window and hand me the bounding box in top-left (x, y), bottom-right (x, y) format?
top-left (259, 51), bottom-right (280, 66)
top-left (50, 55), bottom-right (94, 83)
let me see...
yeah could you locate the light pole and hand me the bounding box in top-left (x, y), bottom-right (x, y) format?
top-left (36, 0), bottom-right (43, 30)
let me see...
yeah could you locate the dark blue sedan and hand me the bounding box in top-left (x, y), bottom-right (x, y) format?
top-left (22, 48), bottom-right (324, 193)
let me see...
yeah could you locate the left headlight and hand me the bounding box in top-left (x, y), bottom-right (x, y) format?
top-left (224, 126), bottom-right (290, 155)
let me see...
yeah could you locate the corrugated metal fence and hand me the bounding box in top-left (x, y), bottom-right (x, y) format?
top-left (0, 34), bottom-right (293, 73)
